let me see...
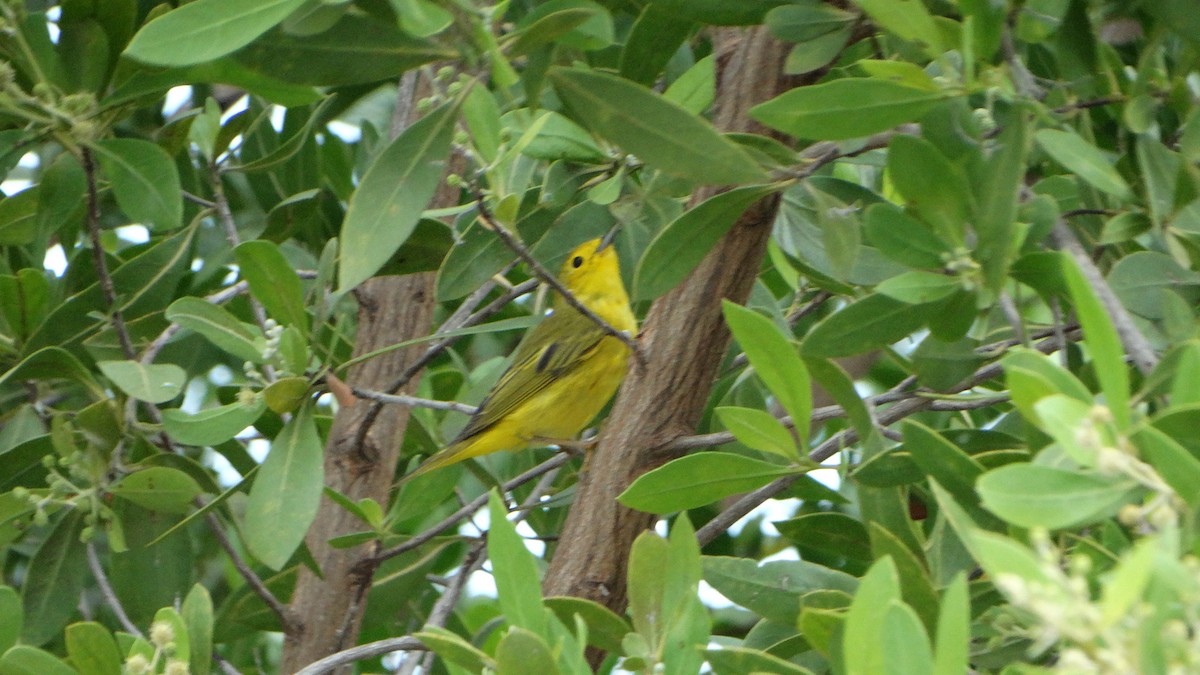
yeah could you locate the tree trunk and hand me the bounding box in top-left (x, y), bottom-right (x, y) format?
top-left (543, 27), bottom-right (798, 611)
top-left (279, 72), bottom-right (453, 673)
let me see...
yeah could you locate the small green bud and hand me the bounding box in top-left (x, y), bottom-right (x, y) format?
top-left (446, 81), bottom-right (463, 95)
top-left (33, 509), bottom-right (49, 527)
top-left (80, 526), bottom-right (94, 542)
top-left (125, 654), bottom-right (150, 675)
top-left (165, 660), bottom-right (190, 675)
top-left (150, 620), bottom-right (175, 649)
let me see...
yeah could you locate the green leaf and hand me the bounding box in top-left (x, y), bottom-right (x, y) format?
top-left (166, 297), bottom-right (263, 363)
top-left (123, 0), bottom-right (306, 66)
top-left (1062, 253), bottom-right (1130, 428)
top-left (151, 608), bottom-right (190, 670)
top-left (663, 54), bottom-right (715, 115)
top-left (774, 512), bottom-right (872, 564)
top-left (109, 467), bottom-right (203, 515)
top-left (0, 347), bottom-right (104, 398)
top-left (97, 360), bottom-right (186, 404)
top-left (887, 134), bottom-right (971, 244)
top-left (618, 453), bottom-right (798, 514)
top-left (864, 202), bottom-right (951, 269)
top-left (234, 240), bottom-right (308, 333)
top-left (868, 524), bottom-right (939, 634)
top-left (751, 79), bottom-right (950, 141)
top-left (646, 0), bottom-right (792, 25)
top-left (702, 556), bottom-right (858, 625)
top-left (1035, 129), bottom-right (1133, 200)
top-left (66, 622), bottom-right (121, 675)
top-left (182, 584), bottom-right (214, 675)
top-left (635, 185), bottom-right (778, 300)
top-left (977, 464), bottom-right (1141, 529)
top-left (509, 7), bottom-right (598, 56)
top-left (875, 270), bottom-right (961, 304)
top-left (415, 626), bottom-right (495, 672)
top-left (549, 67), bottom-right (767, 184)
top-left (854, 0), bottom-right (944, 54)
top-left (1098, 537), bottom-right (1157, 628)
top-left (487, 491), bottom-right (546, 634)
top-left (496, 627), bottom-right (559, 675)
top-left (880, 601), bottom-right (934, 675)
top-left (975, 111), bottom-right (1028, 291)
top-left (545, 597), bottom-right (631, 653)
top-left (901, 420), bottom-right (984, 506)
top-left (0, 645), bottom-right (77, 675)
top-left (1132, 426), bottom-right (1200, 508)
top-left (932, 574), bottom-right (969, 675)
top-left (162, 399), bottom-right (267, 446)
top-left (767, 3), bottom-right (856, 43)
top-left (36, 153), bottom-right (85, 239)
top-left (263, 376), bottom-right (309, 414)
top-left (1107, 251), bottom-right (1200, 321)
top-left (520, 111), bottom-right (607, 163)
top-left (801, 293), bottom-right (933, 358)
top-left (705, 647), bottom-right (816, 675)
top-left (338, 99), bottom-right (459, 292)
top-left (21, 511), bottom-right (87, 646)
top-left (244, 403), bottom-right (324, 569)
top-left (843, 556), bottom-right (900, 675)
top-left (619, 5), bottom-right (694, 86)
top-left (726, 318), bottom-right (811, 448)
top-left (0, 586), bottom-right (19, 653)
top-left (90, 139), bottom-right (182, 230)
top-left (715, 407), bottom-right (800, 462)
top-left (235, 14), bottom-right (454, 86)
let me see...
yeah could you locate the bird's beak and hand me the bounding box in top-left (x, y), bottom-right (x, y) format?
top-left (598, 224), bottom-right (621, 251)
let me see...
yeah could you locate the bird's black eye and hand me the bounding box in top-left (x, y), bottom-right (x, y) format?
top-left (572, 256), bottom-right (584, 268)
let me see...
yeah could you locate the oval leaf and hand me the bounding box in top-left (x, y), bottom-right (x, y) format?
top-left (97, 360), bottom-right (186, 404)
top-left (90, 139), bottom-right (182, 229)
top-left (161, 399), bottom-right (267, 446)
top-left (110, 467), bottom-right (203, 515)
top-left (1035, 129), bottom-right (1133, 200)
top-left (166, 297), bottom-right (263, 363)
top-left (750, 79), bottom-right (950, 141)
top-left (977, 464), bottom-right (1142, 529)
top-left (338, 100), bottom-right (459, 292)
top-left (801, 293), bottom-right (933, 358)
top-left (549, 67), bottom-right (766, 184)
top-left (619, 452), bottom-right (798, 514)
top-left (244, 404), bottom-right (324, 570)
top-left (636, 185), bottom-right (778, 300)
top-left (124, 0), bottom-right (307, 67)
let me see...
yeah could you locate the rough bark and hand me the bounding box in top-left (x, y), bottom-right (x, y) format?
top-left (543, 27), bottom-right (799, 610)
top-left (279, 72), bottom-right (451, 673)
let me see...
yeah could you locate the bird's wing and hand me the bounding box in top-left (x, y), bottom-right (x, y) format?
top-left (452, 309), bottom-right (606, 442)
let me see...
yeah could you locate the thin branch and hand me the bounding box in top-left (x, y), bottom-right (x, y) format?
top-left (351, 388), bottom-right (478, 415)
top-left (694, 328), bottom-right (1081, 546)
top-left (182, 190), bottom-right (216, 207)
top-left (205, 512), bottom-right (297, 633)
top-left (394, 540), bottom-right (488, 675)
top-left (1051, 220), bottom-right (1158, 374)
top-left (372, 453), bottom-right (571, 565)
top-left (87, 542), bottom-right (143, 637)
top-left (81, 147), bottom-right (136, 360)
top-left (998, 291), bottom-right (1028, 347)
top-left (473, 192), bottom-right (641, 359)
top-left (292, 637), bottom-right (427, 675)
top-left (775, 126), bottom-right (917, 181)
top-left (352, 278), bottom-right (539, 457)
top-left (210, 161), bottom-right (273, 339)
top-left (212, 652), bottom-right (241, 675)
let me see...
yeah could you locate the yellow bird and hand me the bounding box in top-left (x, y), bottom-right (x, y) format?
top-left (405, 232), bottom-right (637, 479)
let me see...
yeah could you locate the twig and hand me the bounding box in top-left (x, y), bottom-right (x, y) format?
top-left (1051, 220), bottom-right (1158, 374)
top-left (209, 161), bottom-right (273, 340)
top-left (776, 126), bottom-right (918, 181)
top-left (351, 388), bottom-right (478, 415)
top-left (395, 540), bottom-right (488, 675)
top-left (292, 637), bottom-right (427, 675)
top-left (473, 193), bottom-right (641, 359)
top-left (372, 453), bottom-right (571, 565)
top-left (205, 512), bottom-right (297, 633)
top-left (351, 278), bottom-right (539, 457)
top-left (212, 651), bottom-right (240, 675)
top-left (694, 328), bottom-right (1080, 546)
top-left (998, 291), bottom-right (1028, 347)
top-left (87, 542), bottom-right (143, 637)
top-left (81, 147), bottom-right (136, 361)
top-left (182, 190), bottom-right (217, 207)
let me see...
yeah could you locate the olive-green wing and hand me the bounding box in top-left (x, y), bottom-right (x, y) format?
top-left (452, 309), bottom-right (606, 442)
